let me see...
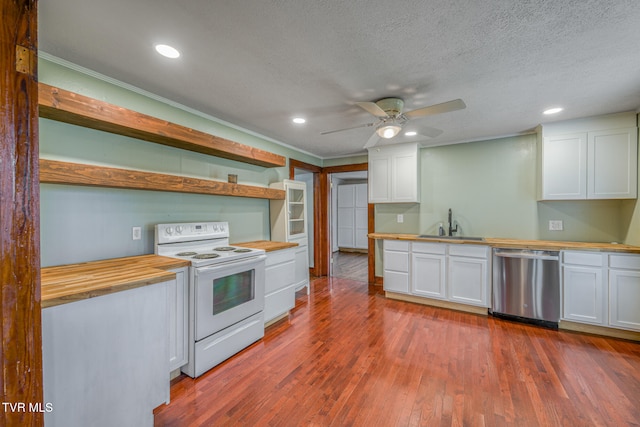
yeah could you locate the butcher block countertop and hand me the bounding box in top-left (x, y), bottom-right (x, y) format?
top-left (233, 240), bottom-right (298, 252)
top-left (41, 255), bottom-right (190, 308)
top-left (369, 233), bottom-right (640, 254)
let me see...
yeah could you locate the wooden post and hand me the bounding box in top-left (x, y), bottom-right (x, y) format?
top-left (1, 0), bottom-right (43, 426)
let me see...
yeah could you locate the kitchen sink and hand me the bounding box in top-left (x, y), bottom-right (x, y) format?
top-left (418, 235), bottom-right (484, 241)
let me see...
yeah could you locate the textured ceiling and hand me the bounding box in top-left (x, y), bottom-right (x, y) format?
top-left (39, 1), bottom-right (640, 159)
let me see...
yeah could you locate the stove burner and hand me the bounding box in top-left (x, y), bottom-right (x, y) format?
top-left (192, 253), bottom-right (220, 259)
top-left (176, 251), bottom-right (198, 256)
top-left (234, 248), bottom-right (252, 253)
top-left (214, 247), bottom-right (236, 251)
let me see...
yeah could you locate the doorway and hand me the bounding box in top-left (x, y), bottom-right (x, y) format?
top-left (330, 171), bottom-right (369, 281)
top-left (289, 160), bottom-right (373, 283)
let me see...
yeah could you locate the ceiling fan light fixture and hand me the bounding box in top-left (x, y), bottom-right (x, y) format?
top-left (376, 123), bottom-right (402, 139)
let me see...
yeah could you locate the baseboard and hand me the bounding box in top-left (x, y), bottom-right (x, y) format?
top-left (559, 320), bottom-right (640, 341)
top-left (338, 247), bottom-right (368, 254)
top-left (385, 291), bottom-right (489, 316)
top-left (264, 312), bottom-right (289, 329)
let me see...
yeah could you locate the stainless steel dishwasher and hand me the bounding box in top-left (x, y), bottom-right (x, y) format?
top-left (492, 248), bottom-right (561, 328)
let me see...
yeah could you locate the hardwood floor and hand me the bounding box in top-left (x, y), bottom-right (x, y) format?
top-left (331, 251), bottom-right (368, 281)
top-left (154, 277), bottom-right (640, 427)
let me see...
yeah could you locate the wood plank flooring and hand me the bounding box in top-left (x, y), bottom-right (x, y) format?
top-left (331, 251), bottom-right (368, 281)
top-left (154, 277), bottom-right (640, 426)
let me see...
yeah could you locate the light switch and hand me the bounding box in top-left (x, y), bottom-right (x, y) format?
top-left (397, 214), bottom-right (404, 223)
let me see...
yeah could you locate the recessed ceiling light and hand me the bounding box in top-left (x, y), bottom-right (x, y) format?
top-left (155, 44), bottom-right (180, 59)
top-left (292, 117), bottom-right (306, 124)
top-left (404, 131), bottom-right (418, 136)
top-left (543, 107), bottom-right (563, 115)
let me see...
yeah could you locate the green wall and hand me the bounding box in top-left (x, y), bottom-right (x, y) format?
top-left (38, 56), bottom-right (640, 269)
top-left (375, 134), bottom-right (634, 241)
top-left (39, 57), bottom-right (321, 266)
top-left (374, 134), bottom-right (639, 275)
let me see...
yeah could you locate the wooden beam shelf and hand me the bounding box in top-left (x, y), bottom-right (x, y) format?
top-left (40, 159), bottom-right (286, 200)
top-left (38, 83), bottom-right (286, 168)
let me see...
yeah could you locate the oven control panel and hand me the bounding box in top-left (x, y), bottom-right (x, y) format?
top-left (155, 221), bottom-right (229, 244)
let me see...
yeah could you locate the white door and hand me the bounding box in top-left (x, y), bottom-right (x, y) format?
top-left (392, 151), bottom-right (418, 202)
top-left (448, 256), bottom-right (488, 307)
top-left (562, 265), bottom-right (605, 325)
top-left (609, 269), bottom-right (640, 331)
top-left (355, 183), bottom-right (368, 249)
top-left (412, 253), bottom-right (446, 299)
top-left (588, 128), bottom-right (638, 199)
top-left (368, 155), bottom-right (391, 203)
top-left (337, 185), bottom-right (355, 248)
top-left (168, 268), bottom-right (188, 372)
top-left (541, 133), bottom-right (587, 199)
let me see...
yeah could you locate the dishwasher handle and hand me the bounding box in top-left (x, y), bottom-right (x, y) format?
top-left (493, 250), bottom-right (559, 261)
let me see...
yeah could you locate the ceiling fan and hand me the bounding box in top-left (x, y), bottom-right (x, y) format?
top-left (321, 97), bottom-right (466, 148)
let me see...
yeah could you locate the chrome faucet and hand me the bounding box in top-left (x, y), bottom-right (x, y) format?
top-left (448, 208), bottom-right (458, 236)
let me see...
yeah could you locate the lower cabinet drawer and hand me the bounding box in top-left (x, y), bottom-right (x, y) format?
top-left (265, 247), bottom-right (296, 266)
top-left (564, 251), bottom-right (604, 267)
top-left (448, 244), bottom-right (488, 258)
top-left (264, 285), bottom-right (296, 323)
top-left (609, 254), bottom-right (640, 270)
top-left (265, 260), bottom-right (295, 294)
top-left (384, 270), bottom-right (409, 294)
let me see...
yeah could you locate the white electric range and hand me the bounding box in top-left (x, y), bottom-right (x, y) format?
top-left (155, 221), bottom-right (266, 378)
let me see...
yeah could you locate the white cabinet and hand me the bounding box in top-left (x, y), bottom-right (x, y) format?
top-left (411, 242), bottom-right (446, 299)
top-left (270, 179), bottom-right (308, 241)
top-left (264, 247), bottom-right (296, 325)
top-left (270, 180), bottom-right (310, 293)
top-left (43, 282), bottom-right (170, 427)
top-left (541, 133), bottom-right (587, 199)
top-left (292, 237), bottom-right (310, 293)
top-left (588, 129), bottom-right (638, 199)
top-left (337, 183), bottom-right (368, 250)
top-left (609, 254), bottom-right (640, 331)
top-left (368, 142), bottom-right (420, 203)
top-left (168, 267), bottom-right (188, 372)
top-left (447, 245), bottom-right (490, 307)
top-left (562, 252), bottom-right (606, 325)
top-left (539, 112), bottom-right (637, 200)
top-left (383, 240), bottom-right (410, 294)
top-left (385, 240), bottom-right (490, 309)
top-left (562, 251), bottom-right (640, 333)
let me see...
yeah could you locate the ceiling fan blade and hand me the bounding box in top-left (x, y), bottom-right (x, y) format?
top-left (404, 99), bottom-right (466, 119)
top-left (321, 122), bottom-right (375, 135)
top-left (418, 126), bottom-right (444, 138)
top-left (363, 132), bottom-right (380, 149)
top-left (356, 101), bottom-right (389, 118)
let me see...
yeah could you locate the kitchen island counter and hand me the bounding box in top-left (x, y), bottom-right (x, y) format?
top-left (41, 254), bottom-right (190, 308)
top-left (368, 233), bottom-right (640, 254)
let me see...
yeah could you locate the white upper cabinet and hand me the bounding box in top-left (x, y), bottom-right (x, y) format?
top-left (368, 142), bottom-right (420, 203)
top-left (588, 128), bottom-right (638, 199)
top-left (539, 112), bottom-right (638, 200)
top-left (270, 179), bottom-right (308, 241)
top-left (541, 133), bottom-right (588, 199)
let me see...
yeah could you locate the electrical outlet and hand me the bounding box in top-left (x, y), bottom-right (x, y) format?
top-left (397, 214), bottom-right (404, 223)
top-left (548, 220), bottom-right (563, 231)
top-left (132, 226), bottom-right (142, 240)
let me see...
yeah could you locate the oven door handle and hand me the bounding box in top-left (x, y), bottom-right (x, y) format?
top-left (194, 254), bottom-right (266, 276)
